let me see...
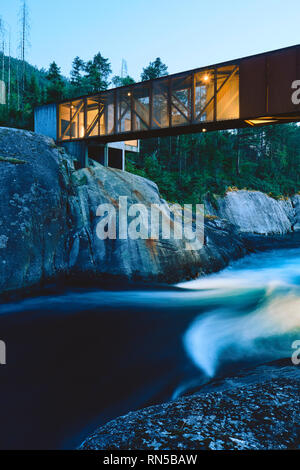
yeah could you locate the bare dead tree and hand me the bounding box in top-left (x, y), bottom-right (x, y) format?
top-left (16, 48), bottom-right (20, 111)
top-left (18, 0), bottom-right (30, 110)
top-left (0, 17), bottom-right (6, 106)
top-left (8, 26), bottom-right (11, 109)
top-left (0, 17), bottom-right (5, 84)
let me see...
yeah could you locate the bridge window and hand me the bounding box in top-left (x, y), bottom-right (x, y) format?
top-left (216, 65), bottom-right (239, 120)
top-left (171, 75), bottom-right (192, 126)
top-left (71, 100), bottom-right (85, 139)
top-left (59, 99), bottom-right (85, 140)
top-left (132, 84), bottom-right (150, 131)
top-left (102, 91), bottom-right (115, 134)
top-left (152, 78), bottom-right (170, 128)
top-left (117, 88), bottom-right (132, 133)
top-left (59, 102), bottom-right (71, 140)
top-left (194, 69), bottom-right (215, 122)
top-left (86, 97), bottom-right (100, 137)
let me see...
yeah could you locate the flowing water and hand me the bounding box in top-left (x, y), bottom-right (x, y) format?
top-left (0, 246), bottom-right (300, 449)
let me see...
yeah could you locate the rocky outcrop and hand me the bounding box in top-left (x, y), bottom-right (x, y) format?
top-left (0, 127), bottom-right (299, 296)
top-left (79, 364), bottom-right (300, 450)
top-left (0, 128), bottom-right (247, 296)
top-left (292, 195), bottom-right (300, 231)
top-left (205, 190), bottom-right (300, 235)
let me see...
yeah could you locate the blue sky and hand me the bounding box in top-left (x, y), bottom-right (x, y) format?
top-left (1, 0), bottom-right (299, 80)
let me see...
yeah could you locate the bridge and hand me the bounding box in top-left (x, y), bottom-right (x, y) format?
top-left (35, 44), bottom-right (300, 169)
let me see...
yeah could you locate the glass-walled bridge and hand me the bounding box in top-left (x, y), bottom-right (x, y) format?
top-left (35, 44), bottom-right (300, 168)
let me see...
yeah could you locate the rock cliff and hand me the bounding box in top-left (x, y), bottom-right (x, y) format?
top-left (205, 190), bottom-right (300, 235)
top-left (0, 128), bottom-right (246, 296)
top-left (0, 127), bottom-right (299, 296)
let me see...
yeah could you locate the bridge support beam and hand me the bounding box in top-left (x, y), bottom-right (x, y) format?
top-left (122, 148), bottom-right (125, 171)
top-left (104, 144), bottom-right (109, 167)
top-left (83, 144), bottom-right (89, 168)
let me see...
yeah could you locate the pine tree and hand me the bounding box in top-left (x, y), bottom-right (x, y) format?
top-left (84, 52), bottom-right (111, 93)
top-left (70, 56), bottom-right (85, 87)
top-left (112, 75), bottom-right (135, 87)
top-left (46, 61), bottom-right (65, 102)
top-left (141, 58), bottom-right (168, 81)
top-left (25, 73), bottom-right (41, 107)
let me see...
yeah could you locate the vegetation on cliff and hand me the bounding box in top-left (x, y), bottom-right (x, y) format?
top-left (127, 123), bottom-right (300, 203)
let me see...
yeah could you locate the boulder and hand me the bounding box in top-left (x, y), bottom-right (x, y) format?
top-left (205, 190), bottom-right (295, 235)
top-left (79, 364), bottom-right (300, 450)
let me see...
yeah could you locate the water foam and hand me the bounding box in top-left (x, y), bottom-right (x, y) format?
top-left (183, 288), bottom-right (300, 377)
top-left (181, 248), bottom-right (300, 377)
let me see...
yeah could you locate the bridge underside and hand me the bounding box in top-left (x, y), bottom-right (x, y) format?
top-left (56, 45), bottom-right (300, 144)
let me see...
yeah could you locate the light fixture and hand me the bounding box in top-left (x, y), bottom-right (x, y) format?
top-left (202, 128), bottom-right (207, 132)
top-left (203, 74), bottom-right (209, 82)
top-left (127, 92), bottom-right (131, 96)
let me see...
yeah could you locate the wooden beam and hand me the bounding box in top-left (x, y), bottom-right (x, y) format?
top-left (62, 101), bottom-right (84, 138)
top-left (85, 105), bottom-right (105, 137)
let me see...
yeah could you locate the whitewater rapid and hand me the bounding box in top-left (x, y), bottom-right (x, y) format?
top-left (179, 247), bottom-right (300, 378)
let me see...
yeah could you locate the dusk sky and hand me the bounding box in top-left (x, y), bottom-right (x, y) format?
top-left (1, 0), bottom-right (300, 81)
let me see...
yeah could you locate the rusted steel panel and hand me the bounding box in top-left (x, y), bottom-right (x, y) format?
top-left (239, 56), bottom-right (266, 119)
top-left (268, 48), bottom-right (299, 115)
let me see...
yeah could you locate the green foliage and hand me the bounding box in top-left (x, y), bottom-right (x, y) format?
top-left (0, 50), bottom-right (112, 129)
top-left (111, 75), bottom-right (135, 87)
top-left (46, 61), bottom-right (65, 102)
top-left (141, 57), bottom-right (168, 81)
top-left (84, 52), bottom-right (112, 93)
top-left (70, 56), bottom-right (85, 87)
top-left (1, 48), bottom-right (299, 202)
top-left (127, 125), bottom-right (300, 202)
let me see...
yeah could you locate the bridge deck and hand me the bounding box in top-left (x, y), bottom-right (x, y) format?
top-left (57, 45), bottom-right (300, 144)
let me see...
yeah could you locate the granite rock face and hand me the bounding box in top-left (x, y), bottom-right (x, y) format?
top-left (292, 195), bottom-right (300, 231)
top-left (0, 128), bottom-right (72, 295)
top-left (0, 128), bottom-right (246, 295)
top-left (79, 364), bottom-right (300, 450)
top-left (205, 190), bottom-right (300, 235)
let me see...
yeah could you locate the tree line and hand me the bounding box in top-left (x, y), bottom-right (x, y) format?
top-left (0, 5), bottom-right (168, 131)
top-left (0, 47), bottom-right (168, 129)
top-left (127, 123), bottom-right (300, 201)
top-left (0, 3), bottom-right (299, 199)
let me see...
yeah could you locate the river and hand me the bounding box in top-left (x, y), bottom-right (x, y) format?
top-left (0, 246), bottom-right (299, 449)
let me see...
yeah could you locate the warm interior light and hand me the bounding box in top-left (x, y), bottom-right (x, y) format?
top-left (203, 74), bottom-right (209, 82)
top-left (127, 92), bottom-right (131, 96)
top-left (202, 128), bottom-right (207, 132)
top-left (245, 118), bottom-right (278, 126)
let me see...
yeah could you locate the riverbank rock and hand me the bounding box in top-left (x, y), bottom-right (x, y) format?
top-left (205, 190), bottom-right (298, 235)
top-left (292, 195), bottom-right (300, 231)
top-left (0, 127), bottom-right (247, 296)
top-left (79, 364), bottom-right (300, 450)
